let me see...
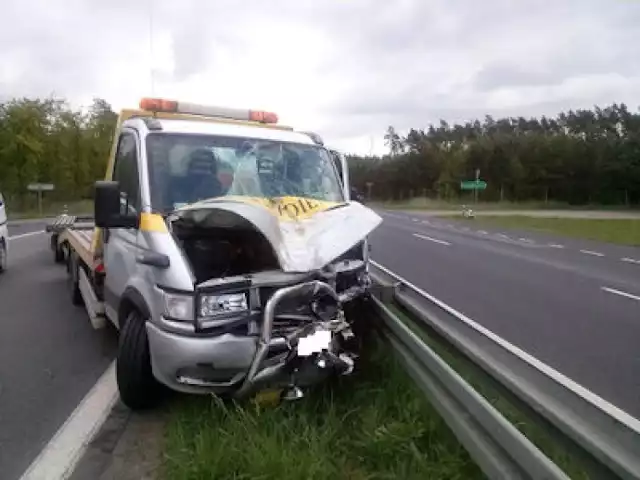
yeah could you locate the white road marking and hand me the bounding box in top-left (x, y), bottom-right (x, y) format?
top-left (548, 244), bottom-right (565, 249)
top-left (9, 230), bottom-right (46, 240)
top-left (497, 233), bottom-right (509, 239)
top-left (602, 287), bottom-right (640, 302)
top-left (580, 249), bottom-right (605, 257)
top-left (19, 362), bottom-right (118, 480)
top-left (478, 230), bottom-right (488, 234)
top-left (621, 257), bottom-right (640, 265)
top-left (413, 233), bottom-right (451, 246)
top-left (519, 238), bottom-right (534, 244)
top-left (371, 260), bottom-right (640, 433)
top-left (412, 218), bottom-right (419, 222)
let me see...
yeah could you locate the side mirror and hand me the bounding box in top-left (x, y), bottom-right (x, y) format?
top-left (329, 149), bottom-right (350, 200)
top-left (94, 180), bottom-right (139, 229)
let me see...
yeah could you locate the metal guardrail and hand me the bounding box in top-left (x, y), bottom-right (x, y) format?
top-left (368, 261), bottom-right (640, 480)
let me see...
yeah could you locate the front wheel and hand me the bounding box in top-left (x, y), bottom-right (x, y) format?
top-left (116, 310), bottom-right (164, 411)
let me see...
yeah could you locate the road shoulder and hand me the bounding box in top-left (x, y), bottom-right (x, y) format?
top-left (68, 401), bottom-right (166, 480)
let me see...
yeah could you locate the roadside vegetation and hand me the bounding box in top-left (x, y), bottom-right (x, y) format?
top-left (162, 336), bottom-right (484, 480)
top-left (450, 215), bottom-right (640, 246)
top-left (370, 197), bottom-right (635, 212)
top-left (2, 96), bottom-right (640, 218)
top-left (0, 97), bottom-right (116, 217)
top-left (349, 104), bottom-right (640, 209)
top-left (7, 199), bottom-right (93, 220)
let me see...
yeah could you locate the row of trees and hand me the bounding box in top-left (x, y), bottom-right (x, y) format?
top-left (0, 97), bottom-right (117, 210)
top-left (348, 103), bottom-right (640, 205)
top-left (2, 96), bottom-right (639, 210)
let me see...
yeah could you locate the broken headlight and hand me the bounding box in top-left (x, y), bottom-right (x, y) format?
top-left (199, 292), bottom-right (249, 318)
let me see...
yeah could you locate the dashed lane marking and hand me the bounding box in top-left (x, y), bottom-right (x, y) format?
top-left (580, 250), bottom-right (605, 257)
top-left (413, 233), bottom-right (452, 246)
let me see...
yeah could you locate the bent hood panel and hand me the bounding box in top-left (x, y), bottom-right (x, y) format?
top-left (172, 196), bottom-right (382, 273)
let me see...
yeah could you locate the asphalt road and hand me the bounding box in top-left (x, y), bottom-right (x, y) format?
top-left (371, 210), bottom-right (640, 418)
top-left (2, 212), bottom-right (639, 478)
top-left (0, 222), bottom-right (117, 480)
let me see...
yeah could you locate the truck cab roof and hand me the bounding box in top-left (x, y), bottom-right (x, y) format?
top-left (122, 115), bottom-right (318, 146)
top-left (115, 98), bottom-right (323, 147)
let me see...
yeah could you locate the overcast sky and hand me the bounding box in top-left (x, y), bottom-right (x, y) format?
top-left (2, 0), bottom-right (639, 155)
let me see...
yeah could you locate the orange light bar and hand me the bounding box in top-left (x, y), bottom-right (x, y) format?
top-left (249, 110), bottom-right (279, 124)
top-left (139, 97), bottom-right (279, 124)
top-left (140, 97), bottom-right (178, 112)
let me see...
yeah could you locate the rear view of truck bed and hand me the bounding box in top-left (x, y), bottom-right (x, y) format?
top-left (46, 213), bottom-right (96, 266)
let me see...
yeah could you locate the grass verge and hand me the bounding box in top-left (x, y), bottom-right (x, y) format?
top-left (162, 336), bottom-right (484, 480)
top-left (390, 305), bottom-right (607, 480)
top-left (7, 199), bottom-right (93, 220)
top-left (451, 216), bottom-right (640, 246)
top-left (372, 198), bottom-right (637, 212)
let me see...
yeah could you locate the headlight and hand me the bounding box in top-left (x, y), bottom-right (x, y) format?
top-left (163, 292), bottom-right (194, 322)
top-left (199, 292), bottom-right (248, 318)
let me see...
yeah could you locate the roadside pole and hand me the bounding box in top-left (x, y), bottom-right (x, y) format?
top-left (27, 183), bottom-right (55, 216)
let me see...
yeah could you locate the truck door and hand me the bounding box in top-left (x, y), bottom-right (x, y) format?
top-left (103, 129), bottom-right (142, 323)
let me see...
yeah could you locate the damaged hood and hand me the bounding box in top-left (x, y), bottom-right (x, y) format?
top-left (170, 196), bottom-right (382, 273)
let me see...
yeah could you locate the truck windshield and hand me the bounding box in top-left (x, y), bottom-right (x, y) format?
top-left (146, 132), bottom-right (345, 213)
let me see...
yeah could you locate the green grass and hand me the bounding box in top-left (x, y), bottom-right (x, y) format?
top-left (162, 338), bottom-right (484, 480)
top-left (7, 199), bottom-right (93, 220)
top-left (374, 197), bottom-right (638, 212)
top-left (452, 216), bottom-right (640, 246)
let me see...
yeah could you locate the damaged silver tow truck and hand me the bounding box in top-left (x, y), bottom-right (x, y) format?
top-left (52, 98), bottom-right (382, 410)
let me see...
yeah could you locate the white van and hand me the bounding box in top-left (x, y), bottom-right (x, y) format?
top-left (0, 191), bottom-right (8, 272)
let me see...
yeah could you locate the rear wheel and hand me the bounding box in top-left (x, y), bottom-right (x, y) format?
top-left (116, 310), bottom-right (164, 411)
top-left (0, 241), bottom-right (7, 273)
top-left (52, 236), bottom-right (64, 263)
top-left (68, 252), bottom-right (83, 306)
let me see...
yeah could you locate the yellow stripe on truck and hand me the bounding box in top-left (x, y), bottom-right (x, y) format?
top-left (139, 213), bottom-right (168, 233)
top-left (220, 196), bottom-right (339, 222)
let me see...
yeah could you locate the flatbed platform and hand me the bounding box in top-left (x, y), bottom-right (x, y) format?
top-left (47, 214), bottom-right (96, 267)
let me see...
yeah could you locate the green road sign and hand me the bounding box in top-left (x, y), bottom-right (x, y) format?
top-left (460, 180), bottom-right (487, 190)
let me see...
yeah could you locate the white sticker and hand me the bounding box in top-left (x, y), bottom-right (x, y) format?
top-left (297, 329), bottom-right (332, 357)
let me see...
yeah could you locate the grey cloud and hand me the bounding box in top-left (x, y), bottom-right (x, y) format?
top-left (2, 0), bottom-right (640, 155)
top-left (474, 65), bottom-right (557, 91)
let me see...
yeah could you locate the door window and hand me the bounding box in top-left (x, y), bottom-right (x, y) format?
top-left (112, 131), bottom-right (141, 216)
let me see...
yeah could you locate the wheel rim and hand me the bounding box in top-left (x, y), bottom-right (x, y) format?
top-left (0, 245), bottom-right (6, 270)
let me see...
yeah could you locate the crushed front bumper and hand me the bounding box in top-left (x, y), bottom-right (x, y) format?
top-left (147, 273), bottom-right (368, 397)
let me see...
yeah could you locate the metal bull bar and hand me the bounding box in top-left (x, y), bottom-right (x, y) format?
top-left (234, 280), bottom-right (342, 398)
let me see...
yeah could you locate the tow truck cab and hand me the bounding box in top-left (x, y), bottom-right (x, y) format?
top-left (62, 98), bottom-right (381, 410)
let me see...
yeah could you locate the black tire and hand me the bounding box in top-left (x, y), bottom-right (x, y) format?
top-left (68, 253), bottom-right (83, 306)
top-left (116, 310), bottom-right (164, 411)
top-left (53, 237), bottom-right (64, 264)
top-left (53, 245), bottom-right (64, 263)
top-left (0, 240), bottom-right (7, 274)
